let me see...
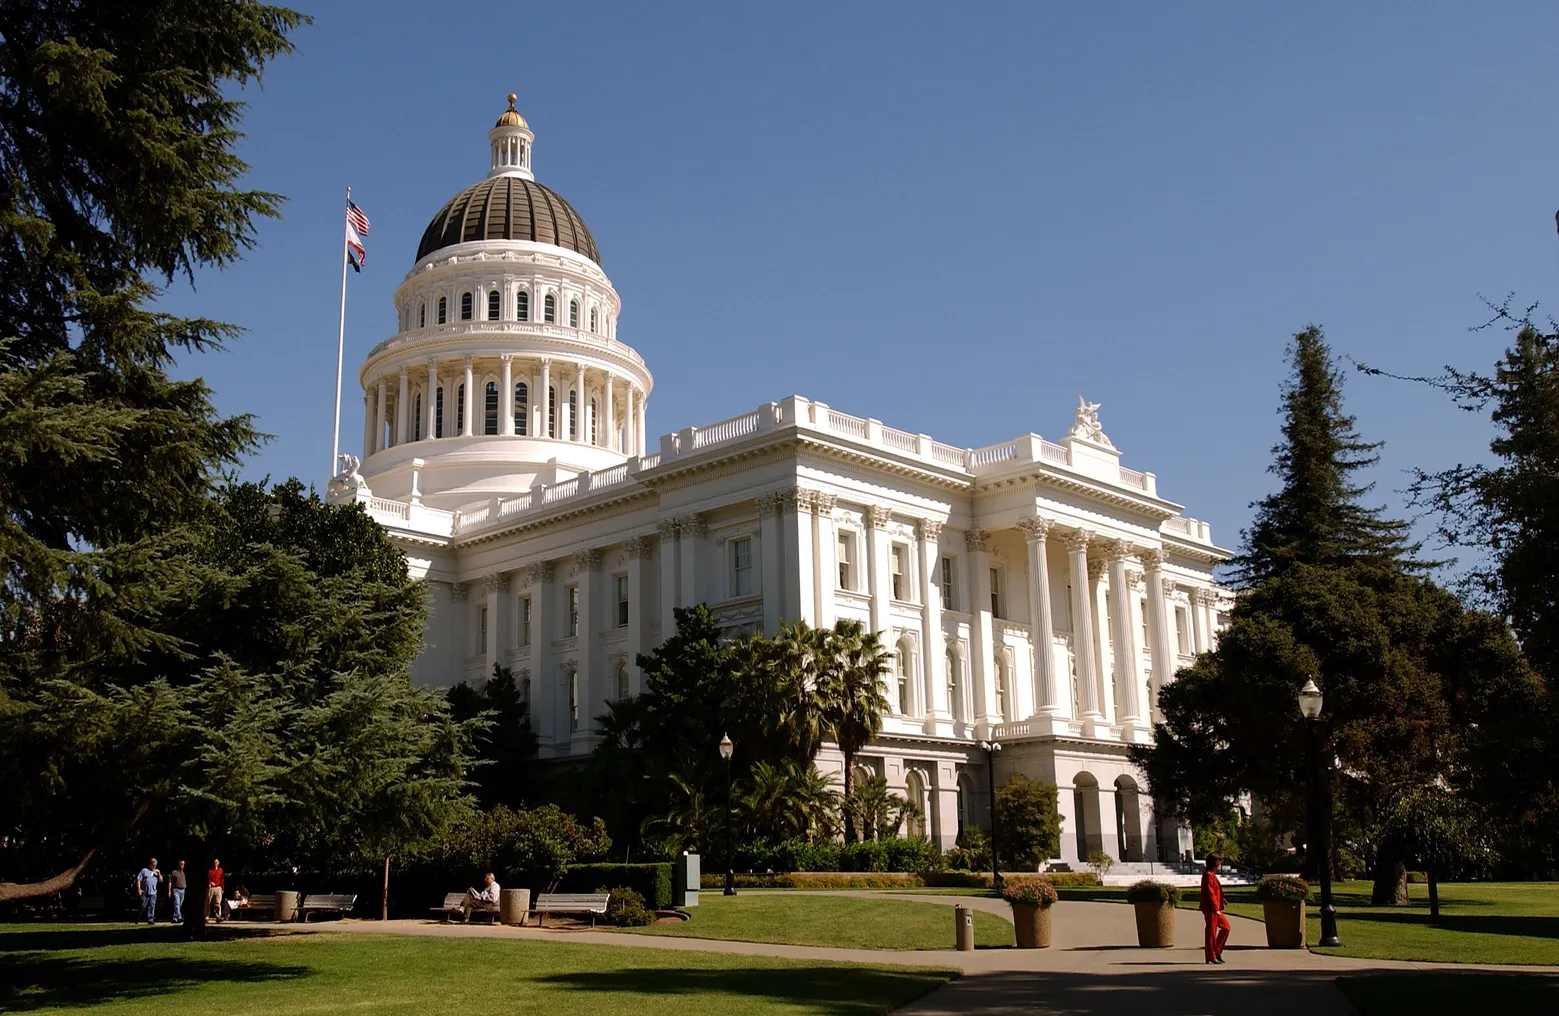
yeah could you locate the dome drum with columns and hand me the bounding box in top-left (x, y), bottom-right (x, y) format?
top-left (356, 95), bottom-right (650, 512)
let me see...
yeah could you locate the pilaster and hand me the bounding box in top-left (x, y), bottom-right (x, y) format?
top-left (657, 519), bottom-right (679, 641)
top-left (966, 528), bottom-right (996, 737)
top-left (757, 492), bottom-right (785, 634)
top-left (917, 519), bottom-right (950, 734)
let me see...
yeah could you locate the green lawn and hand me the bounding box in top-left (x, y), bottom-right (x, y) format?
top-left (0, 924), bottom-right (957, 1016)
top-left (1337, 972), bottom-right (1559, 1015)
top-left (626, 893), bottom-right (1014, 950)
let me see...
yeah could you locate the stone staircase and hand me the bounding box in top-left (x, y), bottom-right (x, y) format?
top-left (1070, 861), bottom-right (1261, 888)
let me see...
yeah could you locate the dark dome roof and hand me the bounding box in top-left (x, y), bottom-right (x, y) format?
top-left (416, 177), bottom-right (600, 264)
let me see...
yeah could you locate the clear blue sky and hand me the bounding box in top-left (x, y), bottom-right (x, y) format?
top-left (165, 2), bottom-right (1559, 560)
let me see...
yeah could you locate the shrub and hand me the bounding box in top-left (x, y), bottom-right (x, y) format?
top-left (699, 872), bottom-right (925, 890)
top-left (561, 863), bottom-right (673, 909)
top-left (1407, 870), bottom-right (1428, 884)
top-left (1086, 851), bottom-right (1115, 878)
top-left (1254, 874), bottom-right (1311, 902)
top-left (922, 870), bottom-right (1100, 889)
top-left (1000, 876), bottom-right (1059, 907)
top-left (996, 776), bottom-right (1063, 868)
top-left (602, 887), bottom-right (655, 927)
top-left (1125, 880), bottom-right (1180, 904)
top-left (1041, 871), bottom-right (1102, 888)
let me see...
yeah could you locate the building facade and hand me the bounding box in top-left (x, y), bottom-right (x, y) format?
top-left (329, 97), bottom-right (1233, 869)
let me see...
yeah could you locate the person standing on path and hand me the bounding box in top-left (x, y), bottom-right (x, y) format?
top-left (207, 858), bottom-right (225, 922)
top-left (167, 860), bottom-right (187, 923)
top-left (1201, 853), bottom-right (1230, 964)
top-left (133, 858), bottom-right (161, 925)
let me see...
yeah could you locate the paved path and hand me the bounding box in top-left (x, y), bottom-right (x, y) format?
top-left (264, 895), bottom-right (1556, 1016)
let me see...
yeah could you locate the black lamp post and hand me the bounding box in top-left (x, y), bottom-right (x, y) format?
top-left (719, 733), bottom-right (736, 896)
top-left (1298, 678), bottom-right (1340, 947)
top-left (980, 740), bottom-right (1003, 892)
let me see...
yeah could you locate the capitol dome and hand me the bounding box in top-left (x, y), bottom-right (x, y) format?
top-left (416, 176), bottom-right (600, 265)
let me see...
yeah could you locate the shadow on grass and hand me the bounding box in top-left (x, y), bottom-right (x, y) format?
top-left (904, 968), bottom-right (1354, 1016)
top-left (1337, 971), bottom-right (1559, 1014)
top-left (1336, 913), bottom-right (1559, 939)
top-left (537, 965), bottom-right (953, 1016)
top-left (0, 953), bottom-right (310, 1012)
top-left (0, 925), bottom-right (290, 953)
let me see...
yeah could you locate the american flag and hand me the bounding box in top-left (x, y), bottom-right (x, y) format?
top-left (345, 198), bottom-right (370, 272)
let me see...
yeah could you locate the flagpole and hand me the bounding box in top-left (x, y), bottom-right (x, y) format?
top-left (331, 185), bottom-right (351, 479)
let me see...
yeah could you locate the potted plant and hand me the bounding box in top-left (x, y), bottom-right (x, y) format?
top-left (1000, 877), bottom-right (1059, 948)
top-left (1125, 880), bottom-right (1180, 947)
top-left (1254, 874), bottom-right (1310, 948)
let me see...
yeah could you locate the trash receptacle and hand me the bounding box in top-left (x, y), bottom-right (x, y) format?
top-left (500, 888), bottom-right (530, 925)
top-left (673, 851), bottom-right (701, 907)
top-left (955, 905), bottom-right (974, 951)
top-left (275, 890), bottom-right (300, 923)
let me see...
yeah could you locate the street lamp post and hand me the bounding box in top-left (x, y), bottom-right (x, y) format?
top-left (980, 740), bottom-right (1003, 893)
top-left (1298, 678), bottom-right (1341, 947)
top-left (719, 733), bottom-right (736, 896)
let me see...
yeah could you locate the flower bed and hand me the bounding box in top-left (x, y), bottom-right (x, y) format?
top-left (1125, 880), bottom-right (1181, 904)
top-left (1000, 877), bottom-right (1060, 907)
top-left (1254, 874), bottom-right (1311, 902)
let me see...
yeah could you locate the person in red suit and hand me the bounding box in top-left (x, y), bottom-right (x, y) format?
top-left (1200, 853), bottom-right (1230, 963)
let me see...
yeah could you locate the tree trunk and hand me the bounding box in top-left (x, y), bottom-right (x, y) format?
top-left (184, 841), bottom-right (210, 941)
top-left (842, 749), bottom-right (856, 843)
top-left (1371, 859), bottom-right (1409, 906)
top-left (0, 801), bottom-right (150, 904)
top-left (1427, 866), bottom-right (1440, 924)
top-left (381, 855), bottom-right (390, 921)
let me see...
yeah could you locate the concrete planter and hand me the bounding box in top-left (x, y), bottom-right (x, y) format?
top-left (499, 888), bottom-right (531, 926)
top-left (1010, 902), bottom-right (1053, 948)
top-left (1262, 900), bottom-right (1306, 948)
top-left (1133, 901), bottom-right (1176, 947)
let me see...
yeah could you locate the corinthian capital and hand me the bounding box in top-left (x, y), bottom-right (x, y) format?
top-left (1016, 516), bottom-right (1053, 543)
top-left (680, 513), bottom-right (707, 536)
top-left (1106, 539), bottom-right (1136, 565)
top-left (1063, 529), bottom-right (1092, 554)
top-left (627, 536), bottom-right (653, 560)
top-left (483, 572), bottom-right (511, 594)
top-left (1138, 547), bottom-right (1166, 571)
top-left (918, 519), bottom-right (944, 542)
top-left (866, 505), bottom-right (893, 529)
top-left (527, 561), bottom-right (555, 584)
top-left (657, 518), bottom-right (680, 539)
top-left (964, 528), bottom-right (990, 553)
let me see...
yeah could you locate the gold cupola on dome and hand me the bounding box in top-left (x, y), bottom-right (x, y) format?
top-left (486, 92), bottom-right (534, 182)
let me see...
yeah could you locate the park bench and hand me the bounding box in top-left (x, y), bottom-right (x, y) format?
top-left (226, 893), bottom-right (277, 920)
top-left (530, 892), bottom-right (610, 927)
top-left (299, 893), bottom-right (357, 922)
top-left (432, 892), bottom-right (500, 924)
top-left (76, 895), bottom-right (107, 918)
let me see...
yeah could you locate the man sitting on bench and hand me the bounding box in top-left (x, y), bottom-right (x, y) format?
top-left (462, 873), bottom-right (501, 921)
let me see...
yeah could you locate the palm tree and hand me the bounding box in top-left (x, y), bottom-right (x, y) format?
top-left (791, 762), bottom-right (843, 842)
top-left (844, 774), bottom-right (908, 841)
top-left (816, 619), bottom-right (891, 841)
top-left (639, 772), bottom-right (708, 856)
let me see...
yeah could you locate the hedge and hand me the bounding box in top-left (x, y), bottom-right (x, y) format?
top-left (923, 870), bottom-right (1100, 889)
top-left (561, 863), bottom-right (673, 909)
top-left (699, 872), bottom-right (926, 890)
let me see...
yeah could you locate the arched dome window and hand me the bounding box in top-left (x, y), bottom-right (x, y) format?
top-left (487, 291), bottom-right (500, 321)
top-left (516, 289), bottom-right (529, 321)
top-left (569, 299), bottom-right (579, 328)
top-left (589, 307), bottom-right (598, 333)
top-left (547, 385), bottom-right (557, 438)
top-left (437, 297), bottom-right (447, 325)
top-left (568, 389), bottom-right (578, 440)
top-left (513, 381), bottom-right (528, 436)
top-left (589, 398), bottom-right (599, 444)
top-left (419, 302), bottom-right (426, 328)
top-left (483, 381), bottom-right (499, 435)
top-left (435, 385), bottom-right (445, 438)
top-left (544, 294), bottom-right (556, 323)
top-left (460, 292), bottom-right (473, 321)
top-left (413, 391), bottom-right (423, 439)
top-left (456, 382), bottom-right (466, 434)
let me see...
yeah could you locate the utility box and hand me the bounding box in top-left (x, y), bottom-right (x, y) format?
top-left (673, 851), bottom-right (701, 908)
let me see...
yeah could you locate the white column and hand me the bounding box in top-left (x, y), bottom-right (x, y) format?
top-left (626, 537), bottom-right (649, 692)
top-left (373, 377), bottom-right (387, 453)
top-left (678, 514), bottom-right (704, 605)
top-left (635, 389), bottom-right (647, 456)
top-left (624, 385), bottom-right (636, 455)
top-left (918, 520), bottom-right (947, 731)
top-left (500, 355), bottom-right (514, 436)
top-left (1018, 517), bottom-right (1062, 725)
top-left (604, 374), bottom-right (616, 450)
top-left (1066, 530), bottom-right (1104, 728)
top-left (395, 367), bottom-right (409, 446)
top-left (1089, 558), bottom-right (1113, 725)
top-left (574, 362), bottom-right (587, 443)
top-left (1106, 542), bottom-right (1143, 727)
top-left (1192, 588), bottom-right (1212, 653)
top-left (529, 562), bottom-right (554, 745)
top-left (657, 520), bottom-right (679, 641)
top-left (538, 359), bottom-right (551, 438)
top-left (814, 493), bottom-right (838, 628)
top-left (758, 493), bottom-right (783, 634)
top-left (425, 359), bottom-right (438, 440)
top-left (967, 529), bottom-right (995, 734)
top-left (577, 549), bottom-right (598, 736)
top-left (461, 357), bottom-right (474, 437)
top-left (865, 506), bottom-right (890, 639)
top-left (1141, 550), bottom-right (1175, 720)
top-left (361, 391), bottom-right (373, 457)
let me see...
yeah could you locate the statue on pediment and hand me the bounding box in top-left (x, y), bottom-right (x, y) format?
top-left (1071, 396), bottom-right (1115, 449)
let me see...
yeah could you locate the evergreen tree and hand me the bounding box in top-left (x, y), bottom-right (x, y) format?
top-left (447, 664), bottom-right (540, 810)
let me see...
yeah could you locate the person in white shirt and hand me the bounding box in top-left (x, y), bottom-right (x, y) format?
top-left (462, 872), bottom-right (500, 921)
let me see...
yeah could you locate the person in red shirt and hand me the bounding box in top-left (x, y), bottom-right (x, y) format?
top-left (1200, 853), bottom-right (1230, 963)
top-left (206, 859), bottom-right (225, 923)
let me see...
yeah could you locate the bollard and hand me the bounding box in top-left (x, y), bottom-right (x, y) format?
top-left (955, 905), bottom-right (974, 951)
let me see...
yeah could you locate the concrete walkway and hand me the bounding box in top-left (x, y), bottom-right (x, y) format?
top-left (267, 894), bottom-right (1557, 1016)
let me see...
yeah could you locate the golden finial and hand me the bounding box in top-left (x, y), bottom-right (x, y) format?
top-left (507, 93), bottom-right (517, 108)
top-left (495, 93), bottom-right (527, 129)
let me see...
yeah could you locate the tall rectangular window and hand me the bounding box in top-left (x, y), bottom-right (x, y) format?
top-left (487, 290), bottom-right (500, 320)
top-left (837, 532), bottom-right (854, 590)
top-left (478, 605), bottom-right (488, 652)
top-left (1141, 599), bottom-right (1150, 647)
top-left (519, 596), bottom-right (531, 646)
top-left (460, 292), bottom-right (473, 320)
top-left (989, 568), bottom-right (1002, 618)
top-left (890, 544), bottom-right (909, 601)
top-left (940, 556), bottom-right (955, 610)
top-left (435, 386), bottom-right (444, 438)
top-left (1175, 606), bottom-right (1191, 655)
top-left (615, 575), bottom-right (629, 627)
top-left (731, 537), bottom-right (754, 597)
top-left (567, 586), bottom-right (580, 637)
top-left (568, 670), bottom-right (579, 732)
top-left (516, 290), bottom-right (529, 321)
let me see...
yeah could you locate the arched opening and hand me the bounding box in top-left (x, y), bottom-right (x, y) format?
top-left (589, 307), bottom-right (598, 332)
top-left (543, 293), bottom-right (556, 323)
top-left (460, 292), bottom-right (473, 321)
top-left (455, 382), bottom-right (466, 435)
top-left (547, 385), bottom-right (557, 438)
top-left (516, 289), bottom-right (529, 321)
top-left (568, 390), bottom-right (578, 440)
top-left (483, 381), bottom-right (499, 435)
top-left (434, 385), bottom-right (445, 438)
top-left (904, 769), bottom-right (928, 840)
top-left (1115, 775), bottom-right (1144, 862)
top-left (956, 771), bottom-right (974, 838)
top-left (994, 651), bottom-right (1009, 720)
top-left (615, 661), bottom-right (629, 700)
top-left (437, 296), bottom-right (447, 325)
top-left (413, 391), bottom-right (423, 440)
top-left (589, 398), bottom-right (599, 444)
top-left (1073, 772), bottom-right (1104, 861)
top-left (513, 382), bottom-right (528, 436)
top-left (418, 302), bottom-right (426, 328)
top-left (567, 668), bottom-right (579, 733)
top-left (569, 299), bottom-right (579, 328)
top-left (486, 290), bottom-right (500, 320)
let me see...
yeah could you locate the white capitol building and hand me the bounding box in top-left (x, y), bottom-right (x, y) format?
top-left (329, 96), bottom-right (1234, 870)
